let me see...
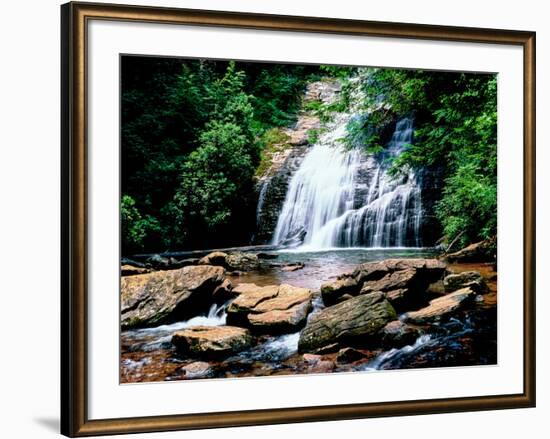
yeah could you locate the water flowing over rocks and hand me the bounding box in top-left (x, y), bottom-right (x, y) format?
top-left (227, 283), bottom-right (313, 333)
top-left (121, 265), bottom-right (225, 329)
top-left (171, 326), bottom-right (253, 359)
top-left (298, 292), bottom-right (397, 353)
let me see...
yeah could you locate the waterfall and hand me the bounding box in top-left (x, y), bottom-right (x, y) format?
top-left (272, 116), bottom-right (423, 249)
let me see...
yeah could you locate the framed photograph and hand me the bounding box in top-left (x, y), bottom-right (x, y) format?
top-left (61, 1), bottom-right (536, 436)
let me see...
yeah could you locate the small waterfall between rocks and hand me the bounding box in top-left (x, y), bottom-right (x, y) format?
top-left (272, 114), bottom-right (424, 249)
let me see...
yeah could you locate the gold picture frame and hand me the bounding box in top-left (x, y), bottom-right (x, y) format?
top-left (61, 2), bottom-right (536, 436)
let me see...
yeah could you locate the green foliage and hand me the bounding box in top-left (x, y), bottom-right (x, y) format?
top-left (121, 195), bottom-right (160, 253)
top-left (121, 57), bottom-right (319, 254)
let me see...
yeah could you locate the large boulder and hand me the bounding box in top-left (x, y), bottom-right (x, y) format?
top-left (226, 252), bottom-right (260, 271)
top-left (444, 271), bottom-right (488, 294)
top-left (298, 292), bottom-right (397, 353)
top-left (403, 287), bottom-right (477, 324)
top-left (171, 326), bottom-right (252, 359)
top-left (360, 268), bottom-right (429, 311)
top-left (226, 283), bottom-right (313, 333)
top-left (321, 258), bottom-right (447, 307)
top-left (121, 265), bottom-right (225, 329)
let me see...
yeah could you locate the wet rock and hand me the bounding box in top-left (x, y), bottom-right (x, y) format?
top-left (178, 361), bottom-right (214, 379)
top-left (298, 292), bottom-right (397, 353)
top-left (227, 284), bottom-right (313, 333)
top-left (212, 279), bottom-right (234, 303)
top-left (121, 265), bottom-right (151, 276)
top-left (225, 252), bottom-right (260, 271)
top-left (444, 271), bottom-right (488, 294)
top-left (281, 262), bottom-right (305, 272)
top-left (172, 326), bottom-right (253, 359)
top-left (336, 347), bottom-right (366, 364)
top-left (146, 254), bottom-right (171, 269)
top-left (228, 270), bottom-right (245, 276)
top-left (381, 320), bottom-right (423, 349)
top-left (198, 251), bottom-right (228, 267)
top-left (403, 287), bottom-right (477, 324)
top-left (121, 265), bottom-right (225, 329)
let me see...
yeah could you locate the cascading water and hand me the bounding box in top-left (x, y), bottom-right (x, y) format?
top-left (272, 104), bottom-right (423, 249)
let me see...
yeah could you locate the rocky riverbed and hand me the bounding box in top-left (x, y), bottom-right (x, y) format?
top-left (120, 247), bottom-right (497, 383)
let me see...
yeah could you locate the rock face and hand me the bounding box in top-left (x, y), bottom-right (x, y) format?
top-left (403, 287), bottom-right (477, 324)
top-left (227, 283), bottom-right (313, 333)
top-left (121, 265), bottom-right (225, 329)
top-left (321, 258), bottom-right (447, 307)
top-left (444, 271), bottom-right (488, 294)
top-left (172, 326), bottom-right (253, 359)
top-left (298, 292), bottom-right (397, 353)
top-left (254, 81), bottom-right (341, 244)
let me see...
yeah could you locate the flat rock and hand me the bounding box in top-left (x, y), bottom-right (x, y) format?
top-left (121, 265), bottom-right (225, 329)
top-left (336, 347), bottom-right (366, 364)
top-left (298, 292), bottom-right (397, 353)
top-left (227, 283), bottom-right (313, 333)
top-left (171, 326), bottom-right (252, 359)
top-left (403, 287), bottom-right (477, 324)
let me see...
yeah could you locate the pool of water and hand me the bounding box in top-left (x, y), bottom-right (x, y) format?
top-left (235, 247), bottom-right (437, 290)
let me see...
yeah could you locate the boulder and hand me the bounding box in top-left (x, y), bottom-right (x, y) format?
top-left (320, 277), bottom-right (359, 305)
top-left (336, 347), bottom-right (366, 364)
top-left (227, 283), bottom-right (313, 333)
top-left (225, 252), bottom-right (260, 271)
top-left (172, 326), bottom-right (252, 359)
top-left (380, 320), bottom-right (423, 349)
top-left (403, 287), bottom-right (477, 324)
top-left (321, 258), bottom-right (447, 306)
top-left (178, 361), bottom-right (214, 379)
top-left (121, 265), bottom-right (151, 276)
top-left (121, 265), bottom-right (225, 329)
top-left (198, 251), bottom-right (228, 267)
top-left (298, 292), bottom-right (397, 353)
top-left (444, 271), bottom-right (488, 294)
top-left (360, 268), bottom-right (429, 311)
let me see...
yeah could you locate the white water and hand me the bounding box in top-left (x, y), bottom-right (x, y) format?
top-left (272, 113), bottom-right (423, 249)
